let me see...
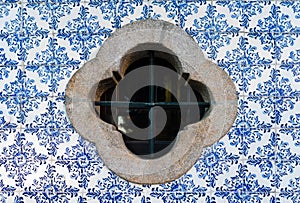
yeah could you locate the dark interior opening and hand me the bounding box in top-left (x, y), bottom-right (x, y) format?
top-left (96, 50), bottom-right (209, 159)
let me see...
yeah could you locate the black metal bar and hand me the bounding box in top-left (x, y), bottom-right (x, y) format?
top-left (94, 101), bottom-right (210, 108)
top-left (149, 51), bottom-right (155, 155)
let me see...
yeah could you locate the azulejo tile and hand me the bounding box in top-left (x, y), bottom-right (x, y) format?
top-left (86, 170), bottom-right (144, 202)
top-left (0, 96), bottom-right (21, 126)
top-left (0, 2), bottom-right (20, 33)
top-left (24, 101), bottom-right (75, 156)
top-left (213, 0), bottom-right (244, 31)
top-left (88, 0), bottom-right (144, 29)
top-left (21, 95), bottom-right (49, 127)
top-left (24, 66), bottom-right (53, 95)
top-left (54, 136), bottom-right (104, 189)
top-left (25, 64), bottom-right (81, 97)
top-left (279, 48), bottom-right (300, 87)
top-left (278, 164), bottom-right (300, 203)
top-left (0, 40), bottom-right (20, 67)
top-left (195, 142), bottom-right (240, 188)
top-left (55, 2), bottom-right (83, 33)
top-left (149, 0), bottom-right (208, 29)
top-left (123, 0), bottom-right (149, 24)
top-left (56, 13), bottom-right (113, 62)
top-left (0, 6), bottom-right (50, 63)
top-left (247, 4), bottom-right (300, 63)
top-left (185, 3), bottom-right (241, 61)
top-left (54, 36), bottom-right (84, 66)
top-left (0, 0), bottom-right (300, 202)
top-left (0, 66), bottom-right (23, 97)
top-left (0, 119), bottom-right (18, 144)
top-left (22, 164), bottom-right (81, 202)
top-left (214, 161), bottom-right (273, 202)
top-left (0, 131), bottom-right (49, 188)
top-left (215, 0), bottom-right (272, 33)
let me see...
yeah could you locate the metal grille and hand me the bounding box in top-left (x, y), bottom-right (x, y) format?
top-left (95, 51), bottom-right (210, 158)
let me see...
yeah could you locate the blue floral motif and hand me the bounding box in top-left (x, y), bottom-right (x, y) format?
top-left (215, 164), bottom-right (272, 202)
top-left (281, 0), bottom-right (300, 19)
top-left (195, 142), bottom-right (239, 187)
top-left (14, 196), bottom-right (24, 203)
top-left (228, 100), bottom-right (272, 156)
top-left (0, 4), bottom-right (11, 18)
top-left (26, 0), bottom-right (79, 30)
top-left (0, 7), bottom-right (49, 62)
top-left (23, 165), bottom-right (79, 203)
top-left (0, 70), bottom-right (49, 124)
top-left (25, 101), bottom-right (73, 156)
top-left (0, 48), bottom-right (18, 68)
top-left (132, 4), bottom-right (161, 21)
top-left (0, 110), bottom-right (17, 142)
top-left (280, 177), bottom-right (300, 203)
top-left (150, 174), bottom-right (206, 202)
top-left (87, 171), bottom-right (142, 202)
top-left (57, 6), bottom-right (112, 60)
top-left (218, 36), bottom-right (272, 92)
top-left (280, 114), bottom-right (300, 146)
top-left (280, 49), bottom-right (300, 83)
top-left (89, 0), bottom-right (143, 29)
top-left (151, 0), bottom-right (205, 28)
top-left (0, 61), bottom-right (18, 83)
top-left (55, 137), bottom-right (103, 189)
top-left (249, 69), bottom-right (300, 125)
top-left (216, 0), bottom-right (271, 29)
top-left (0, 132), bottom-right (48, 188)
top-left (248, 5), bottom-right (300, 60)
top-left (186, 4), bottom-right (240, 59)
top-left (0, 179), bottom-right (16, 203)
top-left (247, 132), bottom-right (300, 188)
top-left (26, 38), bottom-right (80, 93)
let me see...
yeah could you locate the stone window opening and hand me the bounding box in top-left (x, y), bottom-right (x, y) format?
top-left (94, 49), bottom-right (210, 159)
top-left (66, 19), bottom-right (237, 184)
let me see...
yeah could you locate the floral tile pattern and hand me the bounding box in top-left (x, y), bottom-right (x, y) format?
top-left (0, 0), bottom-right (299, 202)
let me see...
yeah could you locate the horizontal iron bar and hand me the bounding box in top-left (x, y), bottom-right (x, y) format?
top-left (94, 101), bottom-right (210, 108)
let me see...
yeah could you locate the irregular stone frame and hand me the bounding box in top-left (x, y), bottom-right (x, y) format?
top-left (65, 19), bottom-right (237, 184)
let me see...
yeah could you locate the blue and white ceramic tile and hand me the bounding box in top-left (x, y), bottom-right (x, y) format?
top-left (0, 0), bottom-right (300, 202)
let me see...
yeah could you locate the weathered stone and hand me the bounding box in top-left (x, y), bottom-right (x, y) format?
top-left (65, 19), bottom-right (237, 184)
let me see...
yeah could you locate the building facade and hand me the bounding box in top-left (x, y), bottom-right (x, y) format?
top-left (0, 0), bottom-right (299, 202)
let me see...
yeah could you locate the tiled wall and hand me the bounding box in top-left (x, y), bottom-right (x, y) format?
top-left (0, 0), bottom-right (299, 202)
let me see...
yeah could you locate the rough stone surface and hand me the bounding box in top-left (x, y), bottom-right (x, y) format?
top-left (65, 19), bottom-right (238, 184)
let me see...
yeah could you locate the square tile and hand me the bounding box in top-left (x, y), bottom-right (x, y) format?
top-left (278, 1), bottom-right (300, 29)
top-left (25, 37), bottom-right (55, 66)
top-left (0, 40), bottom-right (20, 66)
top-left (276, 97), bottom-right (300, 127)
top-left (245, 2), bottom-right (273, 33)
top-left (55, 2), bottom-right (82, 34)
top-left (21, 96), bottom-right (50, 128)
top-left (0, 96), bottom-right (22, 126)
top-left (213, 0), bottom-right (244, 31)
top-left (51, 65), bottom-right (80, 96)
top-left (245, 65), bottom-right (275, 95)
top-left (54, 36), bottom-right (83, 65)
top-left (24, 3), bottom-right (51, 32)
top-left (277, 65), bottom-right (300, 97)
top-left (0, 67), bottom-right (24, 97)
top-left (246, 128), bottom-right (276, 158)
top-left (278, 165), bottom-right (300, 198)
top-left (24, 66), bottom-right (52, 94)
top-left (0, 3), bottom-right (21, 33)
top-left (149, 0), bottom-right (179, 25)
top-left (215, 0), bottom-right (273, 33)
top-left (124, 0), bottom-right (149, 23)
